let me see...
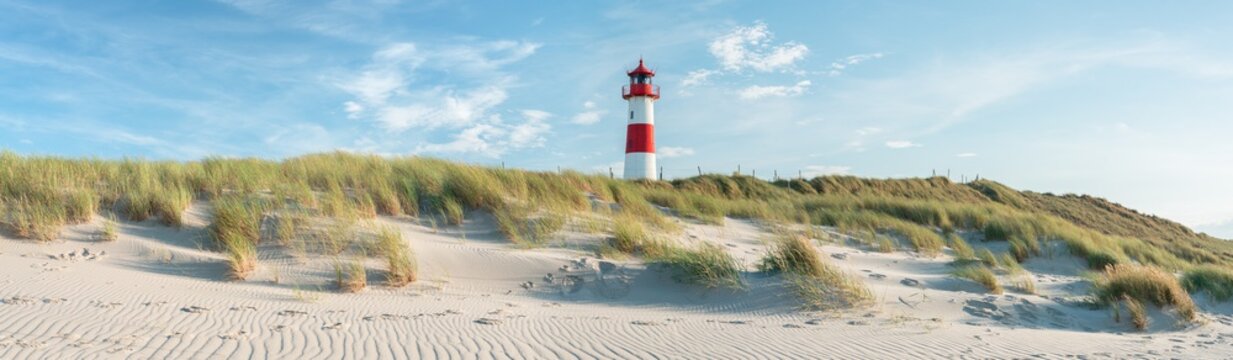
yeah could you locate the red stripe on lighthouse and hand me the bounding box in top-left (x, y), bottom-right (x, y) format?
top-left (625, 123), bottom-right (654, 153)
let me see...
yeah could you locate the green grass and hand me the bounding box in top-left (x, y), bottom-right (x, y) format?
top-left (946, 233), bottom-right (975, 260)
top-left (610, 216), bottom-right (650, 255)
top-left (952, 264), bottom-right (1003, 294)
top-left (977, 248), bottom-right (1000, 268)
top-left (3, 150), bottom-right (1233, 302)
top-left (334, 258), bottom-right (368, 293)
top-left (100, 215), bottom-right (119, 242)
top-left (1181, 265), bottom-right (1233, 301)
top-left (376, 226), bottom-right (417, 287)
top-left (760, 235), bottom-right (872, 309)
top-left (651, 242), bottom-right (743, 289)
top-left (1092, 264), bottom-right (1196, 322)
top-left (218, 227), bottom-right (257, 280)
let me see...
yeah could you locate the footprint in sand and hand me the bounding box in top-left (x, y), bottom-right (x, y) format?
top-left (277, 310), bottom-right (309, 317)
top-left (475, 318), bottom-right (503, 325)
top-left (180, 306), bottom-right (210, 314)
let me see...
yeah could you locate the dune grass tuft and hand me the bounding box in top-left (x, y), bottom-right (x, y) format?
top-left (1181, 265), bottom-right (1233, 302)
top-left (760, 235), bottom-right (872, 309)
top-left (334, 258), bottom-right (368, 293)
top-left (1093, 264), bottom-right (1196, 322)
top-left (219, 229), bottom-right (257, 280)
top-left (947, 233), bottom-right (975, 260)
top-left (610, 216), bottom-right (650, 255)
top-left (100, 215), bottom-right (119, 242)
top-left (953, 264), bottom-right (1003, 294)
top-left (1122, 294), bottom-right (1149, 330)
top-left (651, 242), bottom-right (743, 289)
top-left (376, 226), bottom-right (417, 287)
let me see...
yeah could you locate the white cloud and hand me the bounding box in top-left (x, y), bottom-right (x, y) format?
top-left (509, 110), bottom-right (552, 148)
top-left (681, 69), bottom-right (717, 87)
top-left (415, 110), bottom-right (552, 158)
top-left (956, 152), bottom-right (977, 158)
top-left (738, 80), bottom-right (811, 100)
top-left (828, 53), bottom-right (884, 76)
top-left (375, 86), bottom-right (508, 131)
top-left (708, 21), bottom-right (808, 73)
top-left (340, 40), bottom-right (538, 133)
top-left (343, 101), bottom-right (364, 119)
top-left (571, 111), bottom-right (603, 125)
top-left (415, 124), bottom-right (503, 156)
top-left (802, 165), bottom-right (851, 177)
top-left (570, 101), bottom-right (605, 125)
top-left (659, 146), bottom-right (695, 158)
top-left (855, 127), bottom-right (882, 136)
top-left (885, 140), bottom-right (921, 149)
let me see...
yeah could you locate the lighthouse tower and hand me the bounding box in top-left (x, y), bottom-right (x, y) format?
top-left (622, 59), bottom-right (660, 180)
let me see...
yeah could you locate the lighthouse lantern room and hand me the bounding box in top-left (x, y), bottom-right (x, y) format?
top-left (622, 59), bottom-right (660, 180)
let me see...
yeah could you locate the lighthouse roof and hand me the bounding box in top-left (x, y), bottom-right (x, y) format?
top-left (627, 59), bottom-right (655, 76)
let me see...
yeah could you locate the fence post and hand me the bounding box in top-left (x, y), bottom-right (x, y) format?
top-left (609, 167), bottom-right (614, 179)
top-left (697, 166), bottom-right (702, 176)
top-left (752, 169), bottom-right (756, 178)
top-left (737, 164), bottom-right (741, 175)
top-left (659, 166), bottom-right (663, 181)
top-left (774, 170), bottom-right (778, 181)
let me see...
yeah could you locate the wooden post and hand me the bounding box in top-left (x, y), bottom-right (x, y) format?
top-left (774, 170), bottom-right (778, 181)
top-left (697, 166), bottom-right (702, 176)
top-left (737, 164), bottom-right (741, 175)
top-left (609, 167), bottom-right (614, 179)
top-left (752, 169), bottom-right (756, 178)
top-left (659, 166), bottom-right (664, 181)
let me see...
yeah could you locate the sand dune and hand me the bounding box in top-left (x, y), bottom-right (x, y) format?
top-left (1, 205), bottom-right (1231, 359)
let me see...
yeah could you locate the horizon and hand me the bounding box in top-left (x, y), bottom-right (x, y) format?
top-left (2, 1), bottom-right (1232, 237)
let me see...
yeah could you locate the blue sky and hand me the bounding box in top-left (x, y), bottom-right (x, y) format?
top-left (3, 1), bottom-right (1233, 237)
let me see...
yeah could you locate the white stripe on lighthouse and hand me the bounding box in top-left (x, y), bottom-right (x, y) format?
top-left (624, 152), bottom-right (656, 180)
top-left (624, 94), bottom-right (656, 180)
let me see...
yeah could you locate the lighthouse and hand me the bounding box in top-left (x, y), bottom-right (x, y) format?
top-left (622, 59), bottom-right (660, 180)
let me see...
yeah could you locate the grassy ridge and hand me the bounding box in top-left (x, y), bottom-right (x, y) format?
top-left (1, 150), bottom-right (1229, 308)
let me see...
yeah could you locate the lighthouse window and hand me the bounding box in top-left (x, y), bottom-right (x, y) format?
top-left (630, 111), bottom-right (634, 119)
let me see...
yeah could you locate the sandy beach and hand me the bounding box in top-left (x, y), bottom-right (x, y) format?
top-left (2, 203), bottom-right (1229, 359)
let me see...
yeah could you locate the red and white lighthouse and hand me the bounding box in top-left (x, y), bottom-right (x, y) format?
top-left (622, 59), bottom-right (660, 180)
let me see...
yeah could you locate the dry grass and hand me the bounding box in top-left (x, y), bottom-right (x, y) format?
top-left (1012, 275), bottom-right (1036, 294)
top-left (977, 248), bottom-right (1000, 268)
top-left (334, 258), bottom-right (368, 293)
top-left (953, 265), bottom-right (1003, 294)
top-left (1093, 264), bottom-right (1196, 322)
top-left (100, 215), bottom-right (119, 242)
top-left (947, 233), bottom-right (975, 260)
top-left (651, 242), bottom-right (743, 289)
top-left (376, 226), bottom-right (417, 287)
top-left (760, 235), bottom-right (872, 309)
top-left (218, 229), bottom-right (257, 280)
top-left (1123, 294), bottom-right (1149, 330)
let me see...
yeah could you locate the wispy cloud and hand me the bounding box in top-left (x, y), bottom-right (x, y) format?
top-left (709, 21), bottom-right (809, 73)
top-left (570, 101), bottom-right (606, 125)
top-left (827, 53), bottom-right (884, 76)
top-left (414, 110), bottom-right (552, 158)
top-left (659, 146), bottom-right (695, 158)
top-left (339, 39), bottom-right (545, 156)
top-left (738, 80), bottom-right (811, 100)
top-left (885, 140), bottom-right (921, 149)
top-left (956, 152), bottom-right (977, 158)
